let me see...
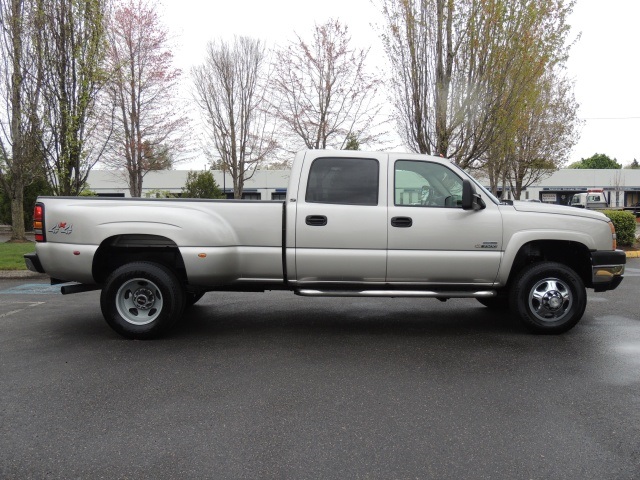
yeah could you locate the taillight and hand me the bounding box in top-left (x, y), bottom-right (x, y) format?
top-left (609, 221), bottom-right (616, 250)
top-left (33, 203), bottom-right (45, 242)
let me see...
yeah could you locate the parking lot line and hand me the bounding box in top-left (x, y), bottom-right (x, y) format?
top-left (0, 301), bottom-right (45, 319)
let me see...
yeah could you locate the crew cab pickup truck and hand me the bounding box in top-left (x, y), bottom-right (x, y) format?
top-left (25, 150), bottom-right (626, 339)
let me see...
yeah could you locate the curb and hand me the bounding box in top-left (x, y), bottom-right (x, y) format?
top-left (0, 271), bottom-right (48, 279)
top-left (625, 251), bottom-right (640, 258)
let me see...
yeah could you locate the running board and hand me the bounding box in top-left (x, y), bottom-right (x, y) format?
top-left (295, 289), bottom-right (496, 298)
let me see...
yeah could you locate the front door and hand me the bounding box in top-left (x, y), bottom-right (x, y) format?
top-left (386, 157), bottom-right (503, 285)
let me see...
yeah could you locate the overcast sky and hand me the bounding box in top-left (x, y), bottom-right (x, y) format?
top-left (161, 0), bottom-right (640, 168)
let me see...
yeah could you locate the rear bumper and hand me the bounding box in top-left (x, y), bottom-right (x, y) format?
top-left (591, 250), bottom-right (626, 292)
top-left (24, 252), bottom-right (45, 274)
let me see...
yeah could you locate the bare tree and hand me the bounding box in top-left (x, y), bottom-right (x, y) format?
top-left (192, 36), bottom-right (276, 199)
top-left (380, 0), bottom-right (471, 157)
top-left (379, 0), bottom-right (575, 169)
top-left (38, 0), bottom-right (109, 196)
top-left (611, 169), bottom-right (624, 208)
top-left (504, 72), bottom-right (579, 199)
top-left (0, 0), bottom-right (44, 240)
top-left (271, 19), bottom-right (384, 152)
top-left (104, 0), bottom-right (185, 197)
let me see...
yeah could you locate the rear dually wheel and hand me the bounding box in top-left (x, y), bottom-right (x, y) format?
top-left (100, 262), bottom-right (185, 339)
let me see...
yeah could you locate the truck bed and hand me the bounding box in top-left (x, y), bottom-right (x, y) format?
top-left (36, 197), bottom-right (286, 286)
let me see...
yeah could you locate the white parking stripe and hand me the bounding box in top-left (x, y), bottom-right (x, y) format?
top-left (0, 301), bottom-right (45, 319)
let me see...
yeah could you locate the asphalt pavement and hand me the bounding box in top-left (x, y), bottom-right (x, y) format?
top-left (1, 260), bottom-right (639, 479)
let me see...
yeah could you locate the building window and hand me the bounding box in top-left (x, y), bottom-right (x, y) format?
top-left (305, 157), bottom-right (379, 206)
top-left (96, 193), bottom-right (125, 198)
top-left (242, 192), bottom-right (261, 200)
top-left (271, 192), bottom-right (287, 200)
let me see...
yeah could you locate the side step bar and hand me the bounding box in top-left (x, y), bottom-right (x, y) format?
top-left (295, 289), bottom-right (496, 299)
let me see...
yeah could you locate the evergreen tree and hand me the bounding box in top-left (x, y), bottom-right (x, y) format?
top-left (568, 153), bottom-right (621, 169)
top-left (344, 133), bottom-right (360, 150)
top-left (182, 170), bottom-right (224, 199)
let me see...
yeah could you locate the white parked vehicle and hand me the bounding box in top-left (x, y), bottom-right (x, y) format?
top-left (25, 150), bottom-right (626, 339)
top-left (570, 189), bottom-right (609, 209)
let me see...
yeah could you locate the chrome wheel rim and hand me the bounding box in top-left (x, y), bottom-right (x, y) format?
top-left (528, 277), bottom-right (572, 322)
top-left (116, 278), bottom-right (163, 326)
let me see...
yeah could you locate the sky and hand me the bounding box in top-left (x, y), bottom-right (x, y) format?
top-left (161, 0), bottom-right (640, 168)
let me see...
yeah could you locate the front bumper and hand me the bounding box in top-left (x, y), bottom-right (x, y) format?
top-left (24, 252), bottom-right (45, 274)
top-left (591, 250), bottom-right (626, 292)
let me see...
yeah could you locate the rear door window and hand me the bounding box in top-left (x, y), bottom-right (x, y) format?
top-left (305, 157), bottom-right (379, 206)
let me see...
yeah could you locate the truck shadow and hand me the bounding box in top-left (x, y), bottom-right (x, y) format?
top-left (172, 296), bottom-right (524, 339)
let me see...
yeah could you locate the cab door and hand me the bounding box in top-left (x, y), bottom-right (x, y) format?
top-left (386, 156), bottom-right (503, 285)
top-left (293, 152), bottom-right (388, 283)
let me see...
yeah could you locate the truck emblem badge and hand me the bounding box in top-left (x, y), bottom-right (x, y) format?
top-left (49, 222), bottom-right (73, 235)
top-left (475, 241), bottom-right (498, 249)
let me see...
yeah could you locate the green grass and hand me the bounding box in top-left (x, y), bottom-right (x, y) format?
top-left (0, 242), bottom-right (36, 270)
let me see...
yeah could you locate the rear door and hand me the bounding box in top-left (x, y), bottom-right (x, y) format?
top-left (293, 152), bottom-right (388, 283)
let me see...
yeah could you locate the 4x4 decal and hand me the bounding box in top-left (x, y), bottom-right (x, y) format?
top-left (48, 222), bottom-right (73, 235)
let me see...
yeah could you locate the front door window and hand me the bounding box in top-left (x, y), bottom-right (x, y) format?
top-left (395, 160), bottom-right (463, 208)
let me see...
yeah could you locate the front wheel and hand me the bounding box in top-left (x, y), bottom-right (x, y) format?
top-left (100, 262), bottom-right (185, 339)
top-left (509, 262), bottom-right (586, 334)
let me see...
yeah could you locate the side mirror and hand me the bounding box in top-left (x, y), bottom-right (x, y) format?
top-left (462, 179), bottom-right (486, 211)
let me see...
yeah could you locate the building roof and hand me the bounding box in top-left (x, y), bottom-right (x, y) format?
top-left (531, 169), bottom-right (639, 189)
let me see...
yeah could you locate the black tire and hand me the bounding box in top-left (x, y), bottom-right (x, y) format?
top-left (100, 262), bottom-right (185, 339)
top-left (185, 291), bottom-right (205, 308)
top-left (477, 296), bottom-right (509, 310)
top-left (509, 261), bottom-right (586, 334)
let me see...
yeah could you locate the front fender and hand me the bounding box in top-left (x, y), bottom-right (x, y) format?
top-left (496, 230), bottom-right (595, 286)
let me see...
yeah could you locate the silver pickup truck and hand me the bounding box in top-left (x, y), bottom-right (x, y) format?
top-left (25, 150), bottom-right (626, 339)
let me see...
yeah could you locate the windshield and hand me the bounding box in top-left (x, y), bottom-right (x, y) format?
top-left (447, 162), bottom-right (500, 205)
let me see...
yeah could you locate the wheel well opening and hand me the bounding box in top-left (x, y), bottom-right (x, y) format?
top-left (92, 234), bottom-right (187, 285)
top-left (509, 241), bottom-right (592, 288)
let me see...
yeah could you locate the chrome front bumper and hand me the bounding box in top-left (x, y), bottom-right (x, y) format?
top-left (591, 250), bottom-right (626, 292)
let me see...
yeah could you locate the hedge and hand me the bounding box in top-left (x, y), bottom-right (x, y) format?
top-left (603, 210), bottom-right (636, 246)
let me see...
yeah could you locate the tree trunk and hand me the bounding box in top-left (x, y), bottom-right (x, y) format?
top-left (434, 0), bottom-right (453, 157)
top-left (10, 185), bottom-right (26, 242)
top-left (232, 171), bottom-right (241, 199)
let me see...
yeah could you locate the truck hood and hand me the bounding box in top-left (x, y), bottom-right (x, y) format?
top-left (509, 201), bottom-right (608, 221)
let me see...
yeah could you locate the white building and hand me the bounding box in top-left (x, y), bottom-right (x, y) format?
top-left (86, 169), bottom-right (292, 201)
top-left (519, 169), bottom-right (640, 207)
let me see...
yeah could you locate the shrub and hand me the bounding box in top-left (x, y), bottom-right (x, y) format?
top-left (603, 210), bottom-right (636, 246)
top-left (182, 170), bottom-right (224, 199)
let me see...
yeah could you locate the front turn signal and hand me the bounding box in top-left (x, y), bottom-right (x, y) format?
top-left (609, 221), bottom-right (617, 250)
